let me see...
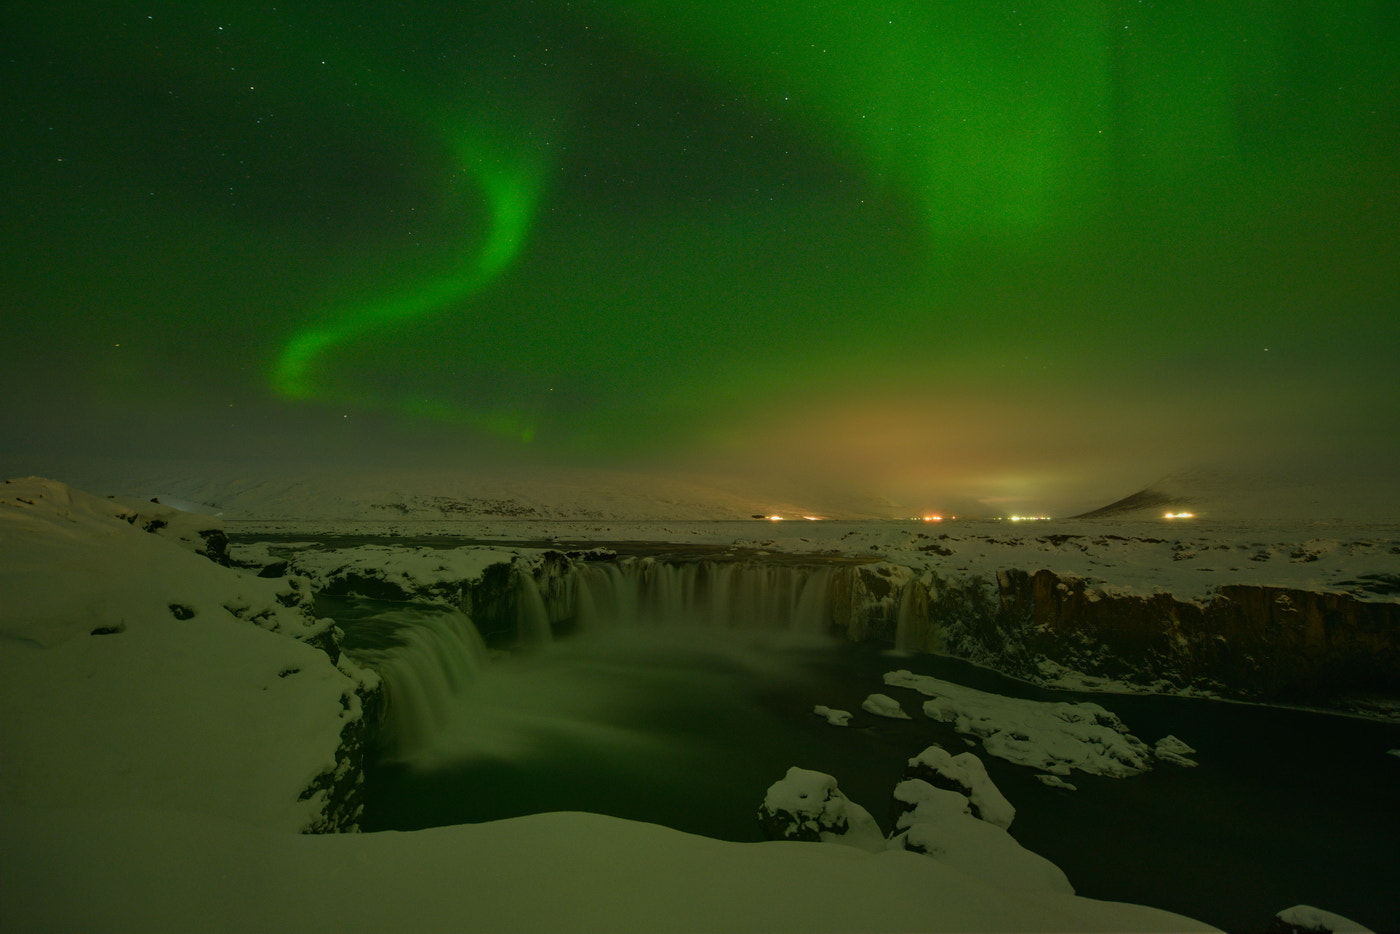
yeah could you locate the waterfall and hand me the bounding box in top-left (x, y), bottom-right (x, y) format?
top-left (568, 559), bottom-right (840, 633)
top-left (341, 555), bottom-right (918, 768)
top-left (515, 569), bottom-right (554, 645)
top-left (347, 604), bottom-right (491, 759)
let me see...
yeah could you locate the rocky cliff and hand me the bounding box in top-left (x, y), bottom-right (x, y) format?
top-left (932, 569), bottom-right (1400, 704)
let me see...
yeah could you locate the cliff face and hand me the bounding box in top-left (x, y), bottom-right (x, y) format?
top-left (276, 540), bottom-right (1399, 709)
top-left (938, 569), bottom-right (1400, 703)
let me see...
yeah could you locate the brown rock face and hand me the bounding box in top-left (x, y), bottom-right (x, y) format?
top-left (980, 569), bottom-right (1400, 701)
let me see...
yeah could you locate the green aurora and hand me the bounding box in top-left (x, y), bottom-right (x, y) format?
top-left (3, 1), bottom-right (1396, 512)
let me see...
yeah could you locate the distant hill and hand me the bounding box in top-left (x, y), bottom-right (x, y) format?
top-left (1069, 466), bottom-right (1399, 522)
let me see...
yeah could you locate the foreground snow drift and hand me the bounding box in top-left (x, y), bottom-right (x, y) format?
top-left (2, 807), bottom-right (1219, 934)
top-left (0, 478), bottom-right (373, 832)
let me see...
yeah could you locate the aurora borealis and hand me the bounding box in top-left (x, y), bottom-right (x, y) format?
top-left (4, 1), bottom-right (1397, 515)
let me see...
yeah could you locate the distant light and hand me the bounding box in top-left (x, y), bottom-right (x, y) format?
top-left (768, 515), bottom-right (784, 521)
top-left (923, 514), bottom-right (944, 522)
top-left (801, 516), bottom-right (824, 521)
top-left (1164, 511), bottom-right (1195, 519)
top-left (1008, 515), bottom-right (1051, 522)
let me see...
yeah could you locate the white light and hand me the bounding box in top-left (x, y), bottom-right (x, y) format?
top-left (1164, 512), bottom-right (1195, 519)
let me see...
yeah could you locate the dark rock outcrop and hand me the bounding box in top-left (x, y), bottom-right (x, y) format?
top-left (939, 569), bottom-right (1400, 703)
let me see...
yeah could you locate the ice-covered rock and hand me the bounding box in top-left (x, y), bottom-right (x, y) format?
top-left (1268, 904), bottom-right (1375, 934)
top-left (757, 767), bottom-right (885, 852)
top-left (861, 692), bottom-right (911, 719)
top-left (903, 745), bottom-right (1014, 829)
top-left (884, 670), bottom-right (1156, 777)
top-left (812, 704), bottom-right (852, 726)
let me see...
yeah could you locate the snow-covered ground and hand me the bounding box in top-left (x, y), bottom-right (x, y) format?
top-left (2, 477), bottom-right (1229, 933)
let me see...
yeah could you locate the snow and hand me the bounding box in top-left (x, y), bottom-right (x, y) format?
top-left (884, 670), bottom-right (1162, 777)
top-left (813, 704), bottom-right (852, 726)
top-left (1154, 734), bottom-right (1200, 767)
top-left (907, 744), bottom-right (1016, 829)
top-left (235, 539), bottom-right (520, 603)
top-left (1, 477), bottom-right (1226, 933)
top-left (890, 779), bottom-right (1074, 897)
top-left (861, 692), bottom-right (912, 719)
top-left (1, 807), bottom-right (1220, 934)
top-left (0, 478), bottom-right (371, 832)
top-left (761, 766), bottom-right (887, 853)
top-left (1275, 904), bottom-right (1376, 934)
top-left (1035, 774), bottom-right (1079, 791)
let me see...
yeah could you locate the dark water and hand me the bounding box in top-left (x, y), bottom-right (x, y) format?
top-left (327, 596), bottom-right (1399, 934)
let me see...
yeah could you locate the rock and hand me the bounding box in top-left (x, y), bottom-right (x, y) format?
top-left (757, 767), bottom-right (885, 852)
top-left (812, 705), bottom-right (852, 726)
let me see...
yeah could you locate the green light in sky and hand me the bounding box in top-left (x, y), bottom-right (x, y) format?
top-left (270, 117), bottom-right (549, 438)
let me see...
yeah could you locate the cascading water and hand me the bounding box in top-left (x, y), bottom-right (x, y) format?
top-left (569, 559), bottom-right (839, 634)
top-left (337, 601), bottom-right (493, 760)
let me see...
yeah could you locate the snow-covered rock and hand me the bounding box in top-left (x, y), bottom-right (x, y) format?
top-left (861, 692), bottom-right (911, 719)
top-left (1269, 904), bottom-right (1375, 934)
top-left (889, 778), bottom-right (1074, 896)
top-left (903, 745), bottom-right (1015, 829)
top-left (884, 670), bottom-right (1158, 777)
top-left (813, 704), bottom-right (852, 726)
top-left (1154, 734), bottom-right (1199, 767)
top-left (758, 767), bottom-right (886, 852)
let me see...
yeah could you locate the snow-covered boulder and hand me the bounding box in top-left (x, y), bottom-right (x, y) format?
top-left (758, 767), bottom-right (885, 852)
top-left (861, 692), bottom-right (911, 719)
top-left (889, 778), bottom-right (1074, 896)
top-left (1267, 904), bottom-right (1375, 934)
top-left (812, 704), bottom-right (852, 726)
top-left (902, 745), bottom-right (1015, 829)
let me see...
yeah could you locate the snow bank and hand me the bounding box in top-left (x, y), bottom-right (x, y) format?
top-left (0, 478), bottom-right (373, 832)
top-left (2, 806), bottom-right (1220, 934)
top-left (885, 670), bottom-right (1160, 777)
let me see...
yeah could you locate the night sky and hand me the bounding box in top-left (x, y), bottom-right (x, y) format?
top-left (4, 1), bottom-right (1397, 515)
